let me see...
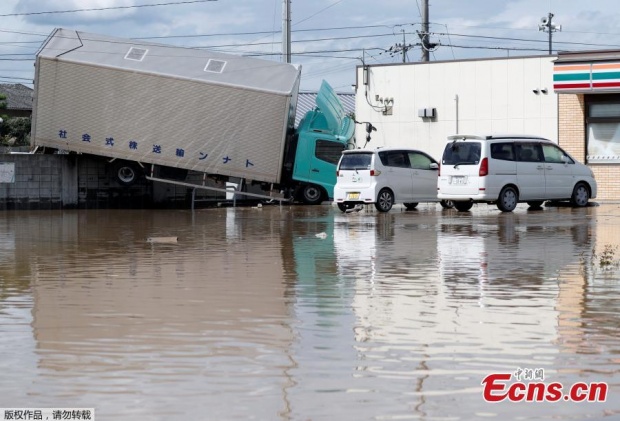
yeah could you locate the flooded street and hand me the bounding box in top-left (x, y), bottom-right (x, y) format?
top-left (1, 203), bottom-right (619, 420)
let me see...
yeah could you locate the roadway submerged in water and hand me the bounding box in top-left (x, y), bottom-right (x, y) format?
top-left (0, 203), bottom-right (618, 419)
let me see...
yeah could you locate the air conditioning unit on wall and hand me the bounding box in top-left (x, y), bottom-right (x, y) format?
top-left (418, 108), bottom-right (436, 118)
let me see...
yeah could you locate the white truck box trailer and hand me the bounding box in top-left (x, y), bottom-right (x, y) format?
top-left (32, 28), bottom-right (301, 185)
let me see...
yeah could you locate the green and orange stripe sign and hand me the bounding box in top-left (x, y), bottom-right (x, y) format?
top-left (554, 62), bottom-right (620, 92)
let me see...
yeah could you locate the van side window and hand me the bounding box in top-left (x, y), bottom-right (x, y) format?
top-left (542, 144), bottom-right (574, 164)
top-left (490, 143), bottom-right (515, 161)
top-left (516, 143), bottom-right (543, 162)
top-left (408, 152), bottom-right (433, 169)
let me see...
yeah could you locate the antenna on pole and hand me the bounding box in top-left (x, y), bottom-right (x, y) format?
top-left (538, 12), bottom-right (561, 55)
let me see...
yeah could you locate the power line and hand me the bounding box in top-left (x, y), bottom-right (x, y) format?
top-left (133, 24), bottom-right (401, 40)
top-left (293, 0), bottom-right (345, 27)
top-left (0, 0), bottom-right (217, 18)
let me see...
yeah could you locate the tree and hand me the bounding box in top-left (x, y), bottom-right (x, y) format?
top-left (0, 93), bottom-right (31, 147)
top-left (2, 117), bottom-right (31, 146)
top-left (0, 93), bottom-right (8, 123)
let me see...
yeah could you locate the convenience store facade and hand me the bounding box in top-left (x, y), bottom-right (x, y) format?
top-left (555, 50), bottom-right (620, 201)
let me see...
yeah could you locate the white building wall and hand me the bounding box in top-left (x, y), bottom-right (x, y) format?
top-left (355, 56), bottom-right (557, 160)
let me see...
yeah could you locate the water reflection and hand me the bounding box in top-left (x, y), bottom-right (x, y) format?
top-left (0, 205), bottom-right (618, 420)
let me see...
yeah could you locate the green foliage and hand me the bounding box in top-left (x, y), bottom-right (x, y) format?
top-left (1, 117), bottom-right (31, 147)
top-left (580, 244), bottom-right (620, 273)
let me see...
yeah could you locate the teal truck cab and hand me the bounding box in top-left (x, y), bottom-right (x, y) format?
top-left (284, 81), bottom-right (356, 204)
top-left (32, 28), bottom-right (358, 205)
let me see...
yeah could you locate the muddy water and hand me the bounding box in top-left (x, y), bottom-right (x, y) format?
top-left (0, 203), bottom-right (619, 420)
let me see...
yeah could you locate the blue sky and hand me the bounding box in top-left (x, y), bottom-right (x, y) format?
top-left (1, 0), bottom-right (620, 92)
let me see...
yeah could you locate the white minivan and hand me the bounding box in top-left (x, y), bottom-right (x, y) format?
top-left (334, 147), bottom-right (453, 212)
top-left (437, 134), bottom-right (597, 212)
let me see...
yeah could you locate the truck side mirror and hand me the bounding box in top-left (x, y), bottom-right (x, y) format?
top-left (365, 123), bottom-right (376, 144)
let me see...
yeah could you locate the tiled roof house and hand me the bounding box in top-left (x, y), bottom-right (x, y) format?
top-left (0, 83), bottom-right (33, 118)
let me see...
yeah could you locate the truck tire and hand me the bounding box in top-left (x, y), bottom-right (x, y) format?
top-left (300, 184), bottom-right (324, 205)
top-left (113, 161), bottom-right (141, 186)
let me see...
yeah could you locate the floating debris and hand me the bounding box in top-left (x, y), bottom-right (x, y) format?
top-left (147, 236), bottom-right (178, 244)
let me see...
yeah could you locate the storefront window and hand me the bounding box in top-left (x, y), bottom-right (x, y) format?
top-left (586, 96), bottom-right (620, 163)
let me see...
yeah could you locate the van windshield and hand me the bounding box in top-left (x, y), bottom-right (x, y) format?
top-left (339, 153), bottom-right (372, 170)
top-left (442, 141), bottom-right (482, 166)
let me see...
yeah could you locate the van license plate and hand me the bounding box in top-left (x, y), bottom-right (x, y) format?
top-left (451, 176), bottom-right (467, 185)
top-left (347, 192), bottom-right (360, 200)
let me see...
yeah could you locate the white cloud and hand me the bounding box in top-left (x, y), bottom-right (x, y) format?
top-left (2, 0), bottom-right (620, 91)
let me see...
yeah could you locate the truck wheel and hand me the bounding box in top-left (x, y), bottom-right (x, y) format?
top-left (114, 161), bottom-right (141, 186)
top-left (301, 184), bottom-right (324, 205)
top-left (403, 202), bottom-right (418, 210)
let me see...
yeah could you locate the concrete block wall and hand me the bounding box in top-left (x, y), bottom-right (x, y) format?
top-left (558, 94), bottom-right (620, 201)
top-left (0, 155), bottom-right (67, 210)
top-left (1, 153), bottom-right (229, 210)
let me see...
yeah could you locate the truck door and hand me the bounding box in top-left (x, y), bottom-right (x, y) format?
top-left (294, 136), bottom-right (345, 197)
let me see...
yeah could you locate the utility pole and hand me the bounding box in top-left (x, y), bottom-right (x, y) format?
top-left (421, 0), bottom-right (429, 62)
top-left (282, 0), bottom-right (291, 63)
top-left (401, 31), bottom-right (407, 63)
top-left (538, 12), bottom-right (561, 55)
top-left (386, 30), bottom-right (414, 63)
top-left (385, 0), bottom-right (437, 63)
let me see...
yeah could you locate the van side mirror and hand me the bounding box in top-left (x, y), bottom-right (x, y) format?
top-left (429, 162), bottom-right (439, 170)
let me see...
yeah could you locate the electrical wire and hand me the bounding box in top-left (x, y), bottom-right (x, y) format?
top-left (0, 0), bottom-right (217, 18)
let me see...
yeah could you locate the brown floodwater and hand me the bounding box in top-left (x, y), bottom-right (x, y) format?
top-left (0, 203), bottom-right (619, 420)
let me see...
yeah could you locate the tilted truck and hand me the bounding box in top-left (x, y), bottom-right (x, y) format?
top-left (31, 28), bottom-right (357, 204)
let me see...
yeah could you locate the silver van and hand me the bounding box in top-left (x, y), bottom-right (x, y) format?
top-left (437, 134), bottom-right (597, 212)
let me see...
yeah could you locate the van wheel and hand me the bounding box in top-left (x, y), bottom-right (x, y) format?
top-left (453, 201), bottom-right (473, 212)
top-left (301, 184), bottom-right (324, 205)
top-left (440, 200), bottom-right (454, 209)
top-left (403, 202), bottom-right (418, 210)
top-left (114, 161), bottom-right (141, 186)
top-left (527, 201), bottom-right (544, 209)
top-left (570, 183), bottom-right (589, 207)
top-left (497, 186), bottom-right (518, 212)
top-left (374, 189), bottom-right (394, 212)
